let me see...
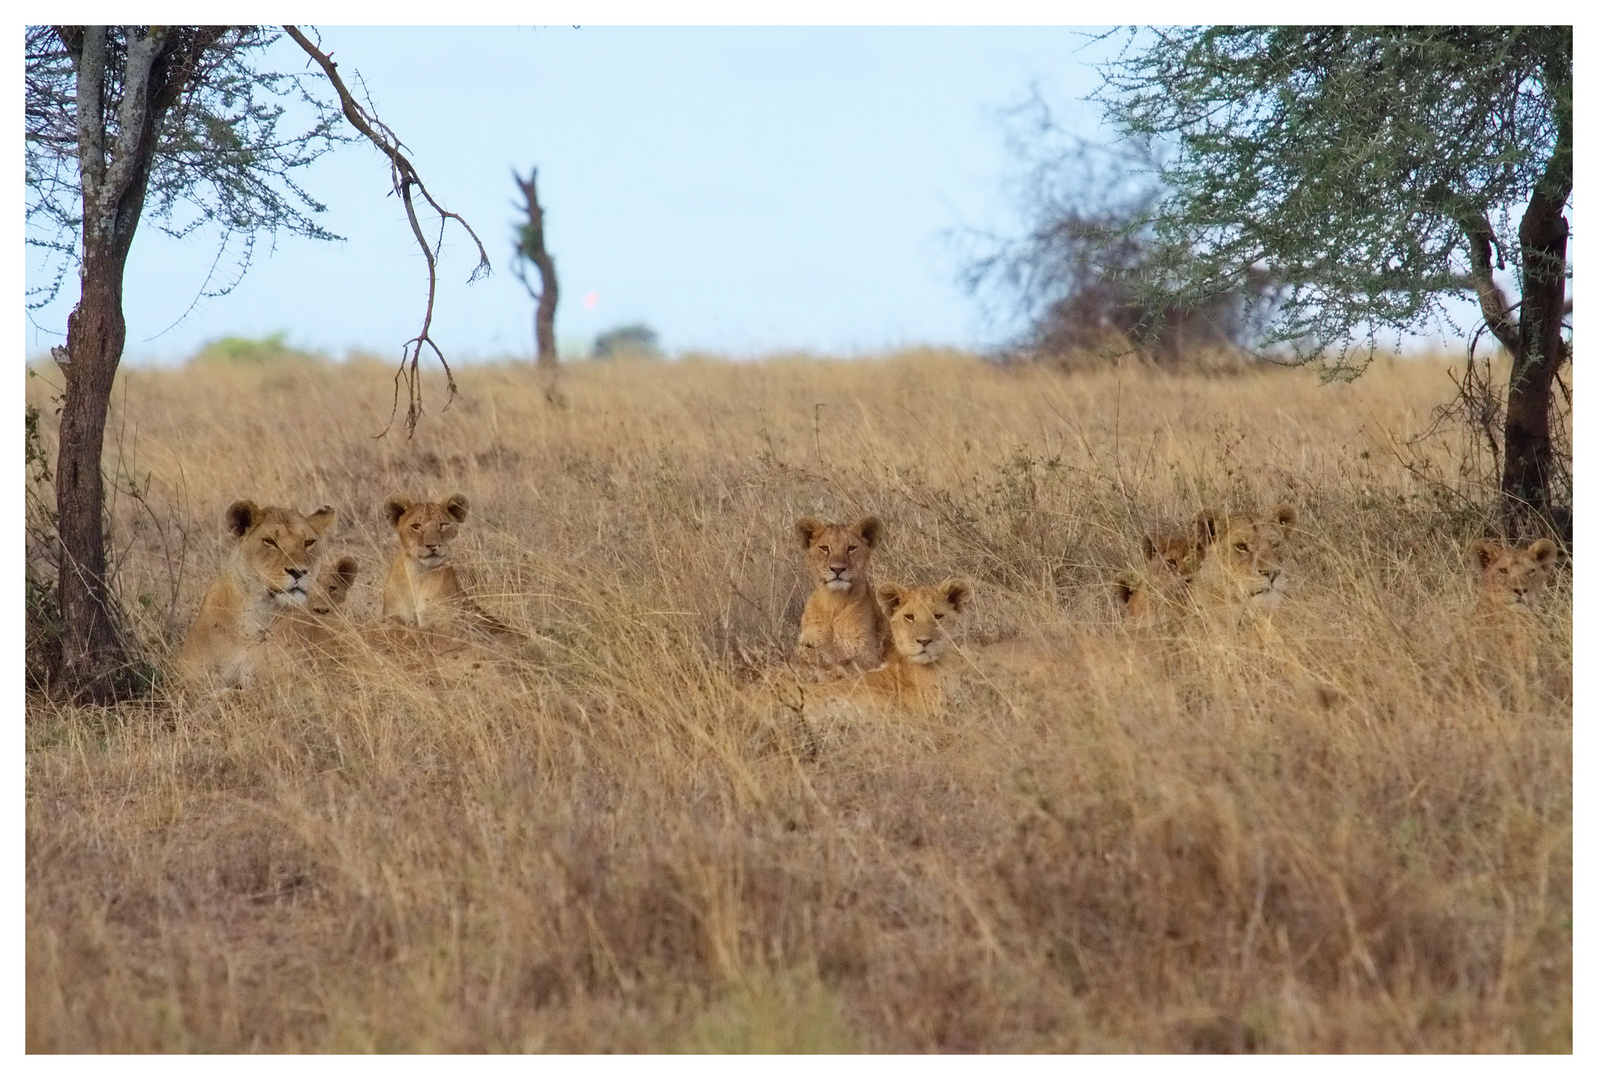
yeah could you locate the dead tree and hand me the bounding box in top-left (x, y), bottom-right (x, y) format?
top-left (511, 167), bottom-right (560, 367)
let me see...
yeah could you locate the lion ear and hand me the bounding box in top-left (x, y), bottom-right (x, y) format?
top-left (225, 500), bottom-right (259, 538)
top-left (876, 582), bottom-right (908, 614)
top-left (332, 556), bottom-right (360, 587)
top-left (1141, 534), bottom-right (1158, 561)
top-left (939, 578), bottom-right (972, 614)
top-left (384, 495), bottom-right (413, 528)
top-left (795, 517), bottom-right (825, 549)
top-left (1270, 503), bottom-right (1298, 529)
top-left (444, 493), bottom-right (470, 523)
top-left (1113, 571), bottom-right (1140, 609)
top-left (1467, 539), bottom-right (1499, 572)
top-left (1528, 538), bottom-right (1557, 569)
top-left (854, 516), bottom-right (885, 549)
top-left (1195, 508), bottom-right (1220, 544)
top-left (305, 505), bottom-right (335, 535)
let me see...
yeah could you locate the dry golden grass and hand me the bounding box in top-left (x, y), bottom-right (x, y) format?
top-left (25, 348), bottom-right (1570, 1052)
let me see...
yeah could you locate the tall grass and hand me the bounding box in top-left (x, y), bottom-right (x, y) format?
top-left (25, 349), bottom-right (1569, 1052)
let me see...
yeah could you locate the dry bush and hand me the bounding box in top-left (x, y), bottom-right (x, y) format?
top-left (25, 349), bottom-right (1570, 1052)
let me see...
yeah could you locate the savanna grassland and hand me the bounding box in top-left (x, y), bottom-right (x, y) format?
top-left (24, 347), bottom-right (1571, 1052)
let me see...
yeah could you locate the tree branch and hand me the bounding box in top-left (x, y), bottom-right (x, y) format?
top-left (1459, 209), bottom-right (1521, 355)
top-left (282, 24), bottom-right (491, 437)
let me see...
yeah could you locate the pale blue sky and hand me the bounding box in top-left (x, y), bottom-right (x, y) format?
top-left (24, 25), bottom-right (1122, 363)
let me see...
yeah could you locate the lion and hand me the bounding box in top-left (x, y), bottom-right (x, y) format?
top-left (176, 500), bottom-right (336, 686)
top-left (1190, 503), bottom-right (1298, 610)
top-left (793, 515), bottom-right (889, 674)
top-left (1114, 523), bottom-right (1210, 623)
top-left (798, 578), bottom-right (973, 713)
top-left (382, 493), bottom-right (520, 636)
top-left (1467, 538), bottom-right (1557, 614)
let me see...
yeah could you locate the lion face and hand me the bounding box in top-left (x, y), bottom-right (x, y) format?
top-left (1468, 538), bottom-right (1556, 611)
top-left (877, 579), bottom-right (972, 665)
top-left (1142, 528), bottom-right (1207, 585)
top-left (225, 500), bottom-right (335, 607)
top-left (796, 516), bottom-right (883, 592)
top-left (1195, 503), bottom-right (1297, 608)
top-left (386, 493), bottom-right (470, 570)
top-left (1115, 522), bottom-right (1210, 621)
top-left (306, 556), bottom-right (359, 616)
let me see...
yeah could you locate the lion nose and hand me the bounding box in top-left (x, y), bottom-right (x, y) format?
top-left (287, 568), bottom-right (306, 583)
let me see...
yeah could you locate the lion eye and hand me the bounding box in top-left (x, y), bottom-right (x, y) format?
top-left (263, 537), bottom-right (279, 549)
top-left (934, 612), bottom-right (944, 621)
top-left (1234, 542), bottom-right (1249, 552)
top-left (903, 613), bottom-right (913, 621)
top-left (411, 523), bottom-right (422, 531)
top-left (304, 539), bottom-right (316, 550)
top-left (847, 544), bottom-right (857, 553)
top-left (818, 544), bottom-right (830, 554)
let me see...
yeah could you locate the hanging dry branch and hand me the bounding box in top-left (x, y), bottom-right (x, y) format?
top-left (283, 25), bottom-right (491, 437)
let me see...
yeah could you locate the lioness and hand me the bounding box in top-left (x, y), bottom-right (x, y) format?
top-left (793, 515), bottom-right (889, 674)
top-left (1467, 538), bottom-right (1557, 613)
top-left (382, 493), bottom-right (519, 636)
top-left (1192, 503), bottom-right (1298, 609)
top-left (1115, 524), bottom-right (1209, 623)
top-left (177, 500), bottom-right (335, 685)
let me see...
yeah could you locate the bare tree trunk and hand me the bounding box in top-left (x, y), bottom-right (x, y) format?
top-left (1501, 41), bottom-right (1571, 542)
top-left (513, 168), bottom-right (560, 367)
top-left (55, 254), bottom-right (130, 701)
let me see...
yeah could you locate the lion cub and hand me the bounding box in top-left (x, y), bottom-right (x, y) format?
top-left (1114, 524), bottom-right (1209, 623)
top-left (1467, 538), bottom-right (1557, 615)
top-left (794, 579), bottom-right (971, 711)
top-left (272, 556), bottom-right (359, 650)
top-left (177, 500), bottom-right (335, 686)
top-left (793, 516), bottom-right (890, 674)
top-left (382, 493), bottom-right (519, 636)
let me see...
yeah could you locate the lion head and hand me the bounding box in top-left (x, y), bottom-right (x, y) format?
top-left (1194, 503), bottom-right (1297, 608)
top-left (224, 500), bottom-right (335, 608)
top-left (1468, 538), bottom-right (1557, 612)
top-left (1115, 524), bottom-right (1210, 620)
top-left (795, 516), bottom-right (884, 593)
top-left (306, 556), bottom-right (360, 616)
top-left (385, 493), bottom-right (470, 570)
top-left (876, 578), bottom-right (972, 666)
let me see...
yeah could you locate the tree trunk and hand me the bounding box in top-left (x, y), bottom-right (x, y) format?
top-left (55, 250), bottom-right (132, 701)
top-left (51, 24), bottom-right (199, 699)
top-left (1501, 38), bottom-right (1571, 543)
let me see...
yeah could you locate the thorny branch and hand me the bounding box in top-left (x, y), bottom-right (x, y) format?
top-left (283, 25), bottom-right (491, 438)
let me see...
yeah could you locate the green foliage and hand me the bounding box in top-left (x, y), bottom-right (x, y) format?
top-left (1097, 26), bottom-right (1572, 374)
top-left (592, 323), bottom-right (662, 360)
top-left (25, 25), bottom-right (351, 310)
top-left (188, 332), bottom-right (318, 366)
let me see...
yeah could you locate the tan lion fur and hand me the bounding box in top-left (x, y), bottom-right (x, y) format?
top-left (176, 500), bottom-right (335, 686)
top-left (793, 515), bottom-right (889, 674)
top-left (382, 493), bottom-right (520, 637)
top-left (1191, 503), bottom-right (1298, 611)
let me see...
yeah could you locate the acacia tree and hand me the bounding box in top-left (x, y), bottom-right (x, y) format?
top-left (962, 111), bottom-right (1280, 365)
top-left (26, 25), bottom-right (486, 701)
top-left (1097, 26), bottom-right (1572, 535)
